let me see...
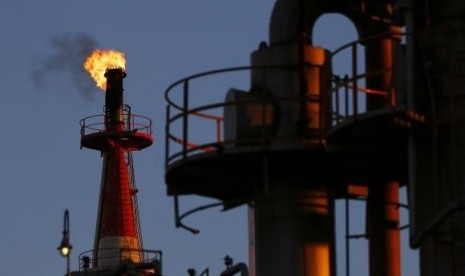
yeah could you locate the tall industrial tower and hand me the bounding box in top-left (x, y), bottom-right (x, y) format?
top-left (164, 0), bottom-right (465, 276)
top-left (74, 67), bottom-right (162, 275)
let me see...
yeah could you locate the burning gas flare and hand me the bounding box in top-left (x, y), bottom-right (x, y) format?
top-left (84, 49), bottom-right (126, 90)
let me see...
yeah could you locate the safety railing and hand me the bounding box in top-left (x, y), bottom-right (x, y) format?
top-left (166, 66), bottom-right (250, 167)
top-left (165, 64), bottom-right (326, 168)
top-left (80, 105), bottom-right (153, 136)
top-left (77, 248), bottom-right (162, 272)
top-left (126, 150), bottom-right (144, 253)
top-left (328, 31), bottom-right (403, 125)
top-left (165, 32), bottom-right (405, 168)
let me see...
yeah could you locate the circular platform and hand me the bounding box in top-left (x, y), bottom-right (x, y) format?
top-left (81, 131), bottom-right (154, 151)
top-left (165, 107), bottom-right (412, 202)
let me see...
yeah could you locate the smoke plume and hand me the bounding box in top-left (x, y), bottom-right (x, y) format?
top-left (30, 32), bottom-right (99, 99)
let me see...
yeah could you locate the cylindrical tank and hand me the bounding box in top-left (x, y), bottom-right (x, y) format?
top-left (250, 34), bottom-right (336, 275)
top-left (250, 43), bottom-right (332, 147)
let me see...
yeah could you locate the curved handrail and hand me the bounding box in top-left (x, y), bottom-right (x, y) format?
top-left (165, 64), bottom-right (306, 168)
top-left (176, 201), bottom-right (224, 234)
top-left (77, 248), bottom-right (162, 271)
top-left (80, 113), bottom-right (153, 136)
top-left (165, 32), bottom-right (407, 168)
top-left (164, 64), bottom-right (298, 110)
top-left (165, 93), bottom-right (327, 166)
top-left (327, 31), bottom-right (406, 125)
top-left (331, 31), bottom-right (403, 57)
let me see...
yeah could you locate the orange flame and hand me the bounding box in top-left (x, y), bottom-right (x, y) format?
top-left (84, 49), bottom-right (126, 90)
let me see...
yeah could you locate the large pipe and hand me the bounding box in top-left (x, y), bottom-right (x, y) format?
top-left (361, 5), bottom-right (402, 275)
top-left (250, 43), bottom-right (335, 275)
top-left (104, 68), bottom-right (126, 131)
top-left (367, 182), bottom-right (401, 276)
top-left (252, 183), bottom-right (335, 276)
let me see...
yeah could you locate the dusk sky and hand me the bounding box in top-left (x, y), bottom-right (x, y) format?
top-left (0, 1), bottom-right (418, 275)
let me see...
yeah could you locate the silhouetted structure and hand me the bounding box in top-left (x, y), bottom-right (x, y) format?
top-left (165, 0), bottom-right (465, 275)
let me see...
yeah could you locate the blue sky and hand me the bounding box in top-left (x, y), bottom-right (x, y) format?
top-left (0, 1), bottom-right (418, 275)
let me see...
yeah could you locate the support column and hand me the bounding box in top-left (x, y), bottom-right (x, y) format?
top-left (253, 179), bottom-right (335, 276)
top-left (367, 182), bottom-right (401, 276)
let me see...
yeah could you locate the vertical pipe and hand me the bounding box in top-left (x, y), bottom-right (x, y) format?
top-left (183, 81), bottom-right (189, 159)
top-left (174, 195), bottom-right (180, 228)
top-left (304, 46), bottom-right (328, 133)
top-left (352, 44), bottom-right (358, 120)
top-left (335, 77), bottom-right (340, 125)
top-left (344, 75), bottom-right (349, 119)
top-left (217, 119), bottom-right (221, 143)
top-left (367, 182), bottom-right (401, 276)
top-left (67, 253), bottom-right (70, 276)
top-left (303, 189), bottom-right (335, 276)
top-left (165, 105), bottom-right (170, 169)
top-left (248, 206), bottom-right (256, 276)
top-left (363, 14), bottom-right (402, 275)
top-left (403, 0), bottom-right (417, 243)
top-left (365, 33), bottom-right (397, 111)
top-left (253, 186), bottom-right (335, 276)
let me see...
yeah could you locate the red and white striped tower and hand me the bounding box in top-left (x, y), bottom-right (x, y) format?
top-left (80, 68), bottom-right (153, 269)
